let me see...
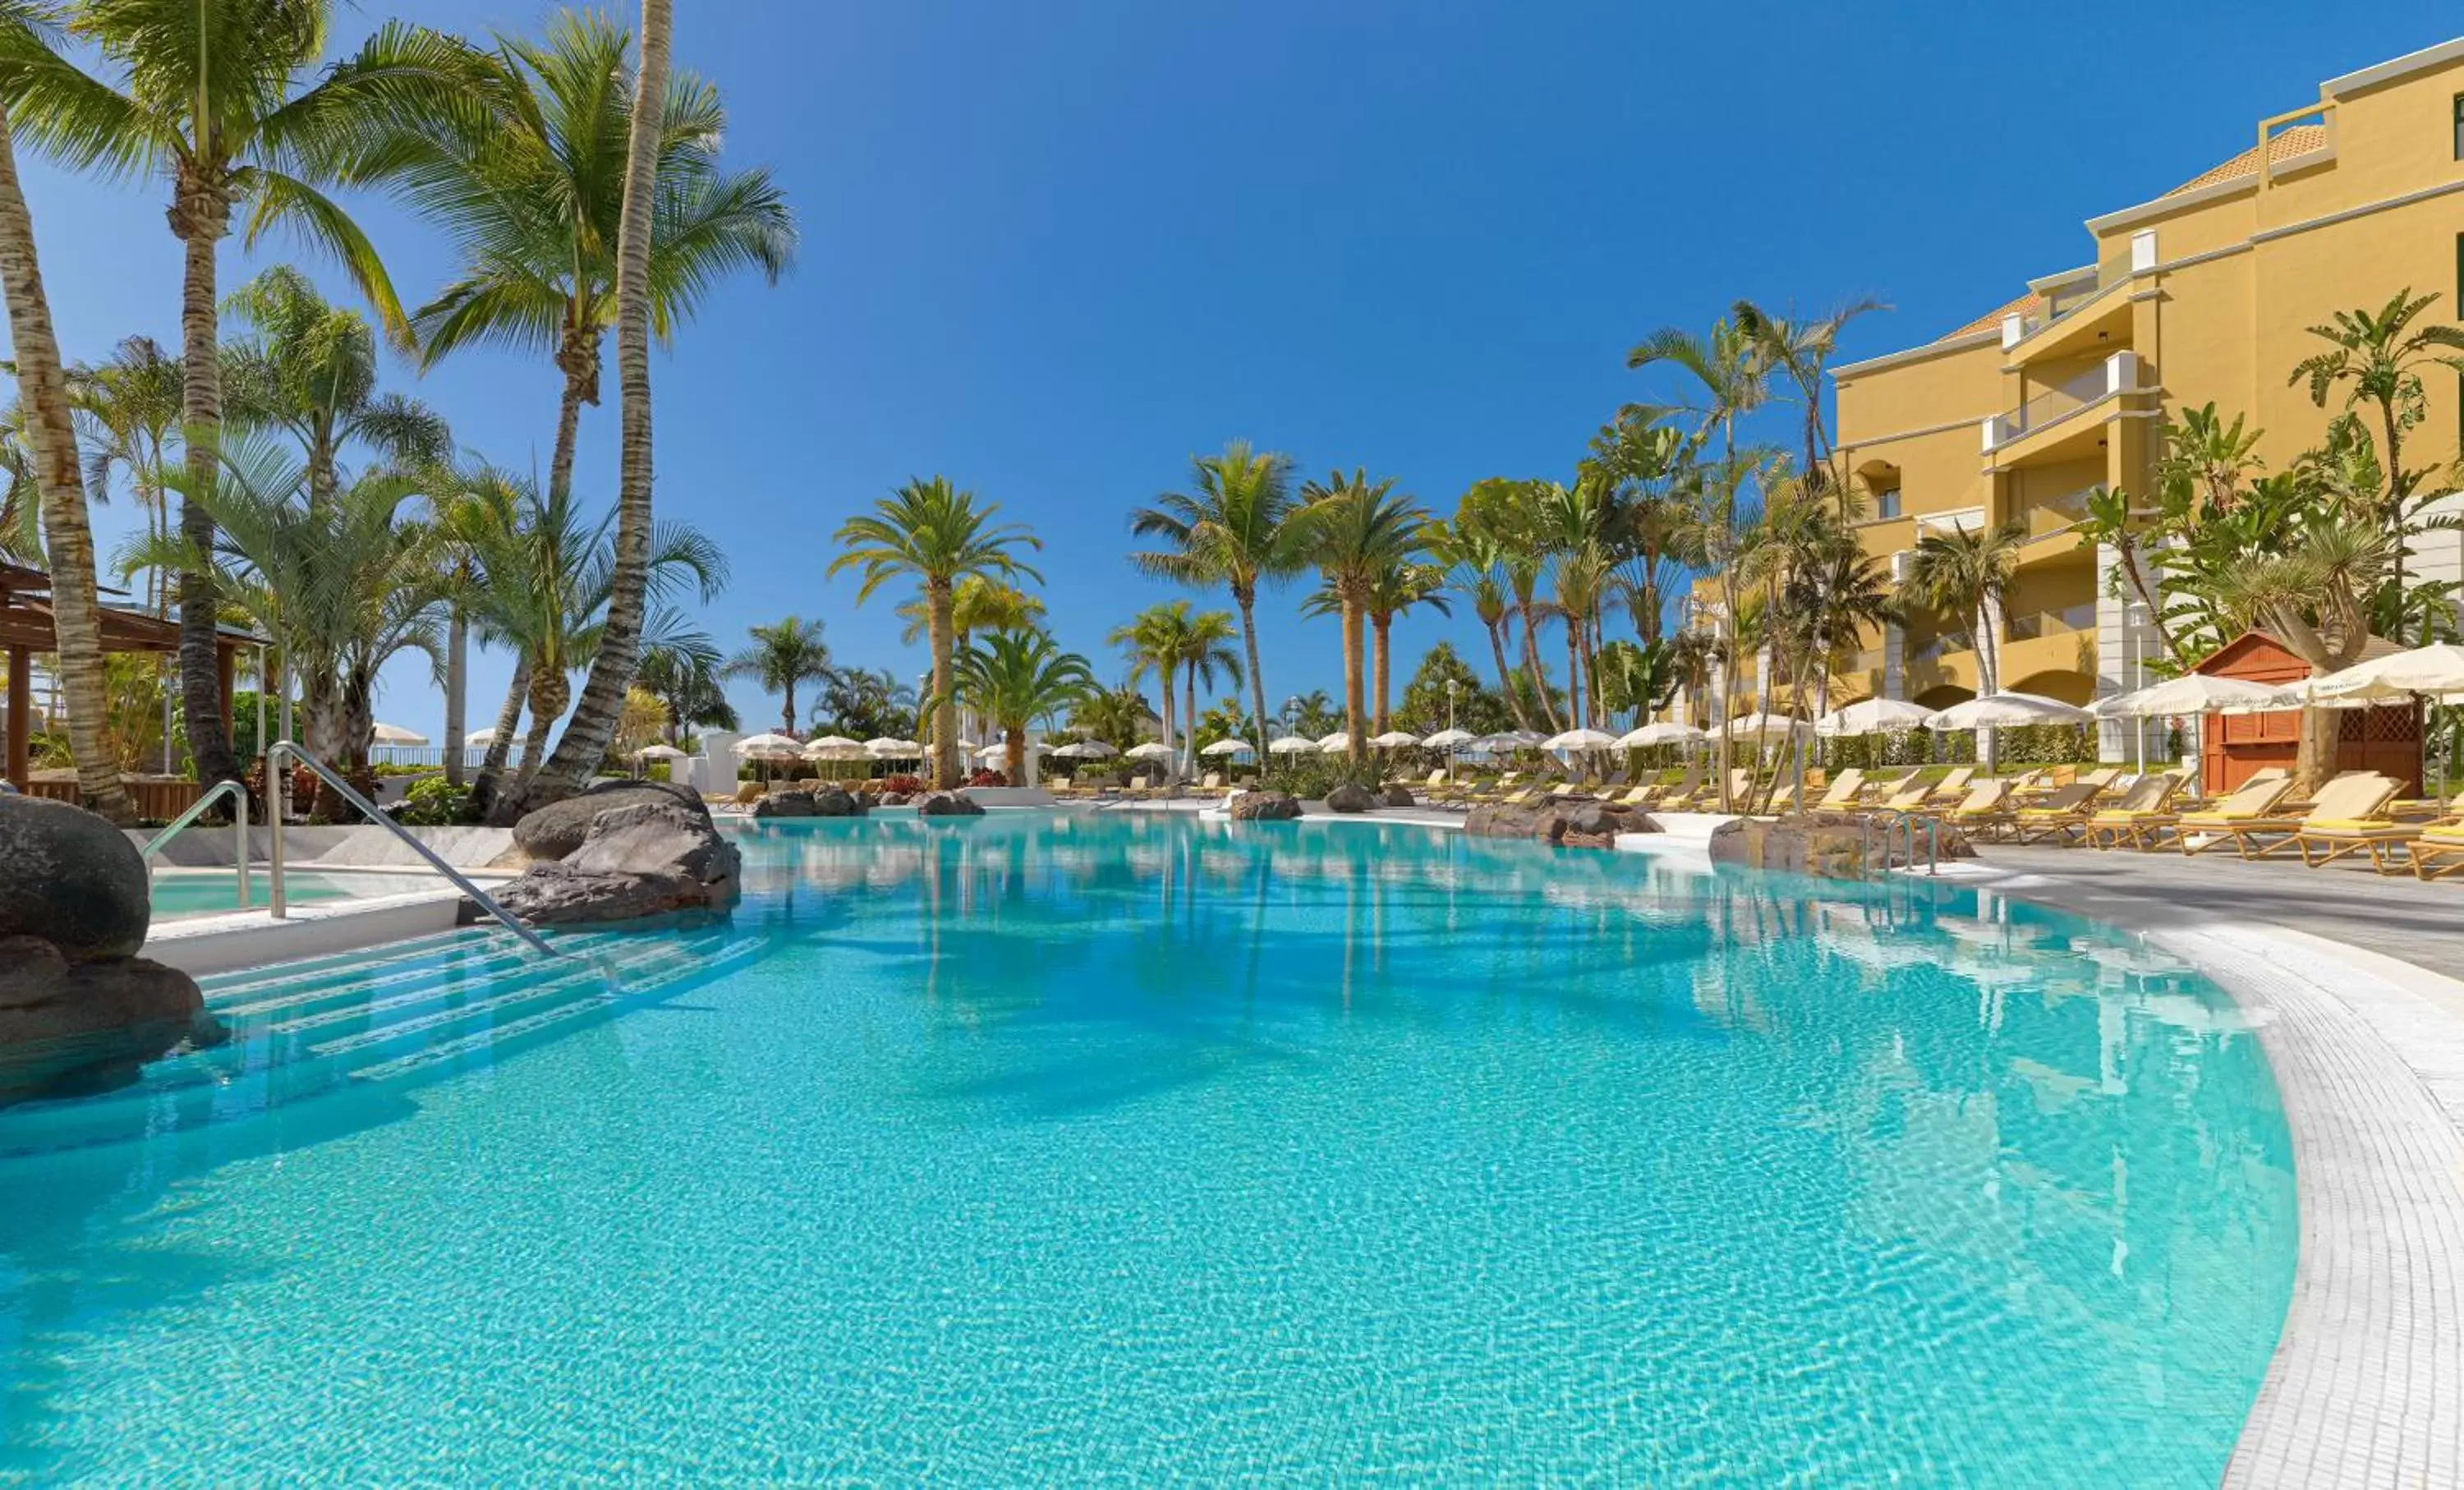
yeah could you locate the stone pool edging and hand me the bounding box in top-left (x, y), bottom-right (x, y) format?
top-left (1948, 862), bottom-right (2464, 1489)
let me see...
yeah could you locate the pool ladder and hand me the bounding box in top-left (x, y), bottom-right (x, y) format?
top-left (1863, 808), bottom-right (1940, 878)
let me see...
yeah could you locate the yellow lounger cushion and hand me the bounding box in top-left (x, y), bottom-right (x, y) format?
top-left (2302, 818), bottom-right (2404, 831)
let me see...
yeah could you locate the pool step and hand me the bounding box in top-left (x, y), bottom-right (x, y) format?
top-left (0, 926), bottom-right (765, 1157)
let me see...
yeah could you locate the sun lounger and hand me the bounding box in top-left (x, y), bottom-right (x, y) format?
top-left (1812, 768), bottom-right (1867, 810)
top-left (2080, 775), bottom-right (2186, 849)
top-left (1921, 766), bottom-right (1976, 802)
top-left (2292, 779), bottom-right (2434, 870)
top-left (2005, 781), bottom-right (2112, 845)
top-left (1942, 779), bottom-right (2016, 840)
top-left (2162, 774), bottom-right (2301, 853)
top-left (2196, 775), bottom-right (2398, 861)
top-left (2406, 823), bottom-right (2464, 881)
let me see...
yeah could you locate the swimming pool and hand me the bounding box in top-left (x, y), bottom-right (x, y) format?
top-left (1, 815), bottom-right (2294, 1483)
top-left (147, 868), bottom-right (410, 918)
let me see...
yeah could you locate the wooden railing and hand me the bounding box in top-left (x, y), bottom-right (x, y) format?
top-left (25, 778), bottom-right (208, 819)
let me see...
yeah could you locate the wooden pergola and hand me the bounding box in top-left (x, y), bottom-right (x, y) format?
top-left (0, 559), bottom-right (264, 789)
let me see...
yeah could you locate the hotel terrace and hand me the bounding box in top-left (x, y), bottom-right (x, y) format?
top-left (1747, 34), bottom-right (2464, 757)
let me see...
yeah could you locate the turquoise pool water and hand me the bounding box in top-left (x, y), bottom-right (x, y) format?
top-left (148, 870), bottom-right (358, 918)
top-left (2, 816), bottom-right (2294, 1483)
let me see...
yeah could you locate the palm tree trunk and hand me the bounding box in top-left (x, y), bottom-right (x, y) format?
top-left (1237, 583), bottom-right (1270, 760)
top-left (1182, 662), bottom-right (1198, 779)
top-left (1372, 614), bottom-right (1392, 734)
top-left (0, 117), bottom-right (132, 821)
top-left (526, 0), bottom-right (670, 805)
top-left (1005, 723), bottom-right (1025, 782)
top-left (444, 600), bottom-right (468, 787)
top-left (929, 582), bottom-right (958, 788)
top-left (779, 679), bottom-right (796, 735)
top-left (471, 659), bottom-right (530, 813)
top-left (173, 191), bottom-right (241, 788)
top-left (1487, 619), bottom-right (1530, 731)
top-left (1518, 599), bottom-right (1560, 730)
top-left (1341, 596), bottom-right (1367, 765)
top-left (549, 344), bottom-right (591, 507)
top-left (1564, 628), bottom-right (1584, 734)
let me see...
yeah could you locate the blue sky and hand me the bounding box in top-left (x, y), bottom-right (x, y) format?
top-left (15, 1), bottom-right (2463, 743)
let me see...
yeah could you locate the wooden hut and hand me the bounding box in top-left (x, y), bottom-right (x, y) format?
top-left (2191, 630), bottom-right (2420, 796)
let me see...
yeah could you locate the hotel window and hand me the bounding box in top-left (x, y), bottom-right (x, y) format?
top-left (1875, 488), bottom-right (1903, 520)
top-left (2454, 94), bottom-right (2464, 159)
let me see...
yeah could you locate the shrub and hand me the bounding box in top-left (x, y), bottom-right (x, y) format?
top-left (394, 776), bottom-right (476, 826)
top-left (1265, 758), bottom-right (1385, 799)
top-left (876, 774), bottom-right (925, 795)
top-left (968, 768), bottom-right (1008, 787)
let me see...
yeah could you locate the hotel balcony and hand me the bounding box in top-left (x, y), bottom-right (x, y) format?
top-left (1981, 350), bottom-right (2157, 471)
top-left (1999, 229), bottom-right (2156, 368)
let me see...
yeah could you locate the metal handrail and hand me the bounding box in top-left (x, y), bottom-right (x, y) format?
top-left (1864, 806), bottom-right (1941, 877)
top-left (267, 740), bottom-right (559, 959)
top-left (140, 778), bottom-right (250, 908)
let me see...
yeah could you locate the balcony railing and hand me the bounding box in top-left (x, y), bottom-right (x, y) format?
top-left (1984, 352), bottom-right (2143, 450)
top-left (2003, 600), bottom-right (2098, 642)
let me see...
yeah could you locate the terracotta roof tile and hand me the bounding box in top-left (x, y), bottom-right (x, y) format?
top-left (2164, 123), bottom-right (2330, 196)
top-left (1940, 292), bottom-right (2040, 343)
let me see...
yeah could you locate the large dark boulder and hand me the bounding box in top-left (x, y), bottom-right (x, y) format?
top-left (494, 801), bottom-right (742, 927)
top-left (0, 935), bottom-right (224, 1104)
top-left (1227, 790), bottom-right (1302, 821)
top-left (811, 787), bottom-right (866, 818)
top-left (1323, 782), bottom-right (1377, 814)
top-left (751, 790), bottom-right (816, 819)
top-left (511, 778), bottom-right (710, 862)
top-left (1380, 784), bottom-right (1418, 808)
top-left (915, 791), bottom-right (984, 817)
top-left (1465, 799), bottom-right (1656, 849)
top-left (0, 797), bottom-right (149, 961)
top-left (1707, 810), bottom-right (1974, 881)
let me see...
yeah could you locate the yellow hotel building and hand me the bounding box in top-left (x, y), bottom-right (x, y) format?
top-left (1797, 34), bottom-right (2464, 757)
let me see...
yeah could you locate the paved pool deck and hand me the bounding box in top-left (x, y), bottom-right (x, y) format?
top-left (1954, 845), bottom-right (2464, 1489)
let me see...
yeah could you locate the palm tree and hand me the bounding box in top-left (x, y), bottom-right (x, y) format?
top-left (224, 265), bottom-right (453, 504)
top-left (1363, 560), bottom-right (1449, 734)
top-left (2213, 513), bottom-right (2391, 791)
top-left (830, 476), bottom-right (1042, 787)
top-left (1129, 440), bottom-right (1308, 761)
top-left (140, 442), bottom-right (452, 817)
top-left (7, 3), bottom-right (480, 788)
top-left (1070, 683), bottom-right (1152, 752)
top-left (526, 0), bottom-right (696, 802)
top-left (0, 64), bottom-right (130, 819)
top-left (1902, 517), bottom-right (2029, 696)
top-left (1431, 520), bottom-right (1530, 731)
top-left (899, 575), bottom-right (1041, 746)
top-left (1110, 603), bottom-right (1188, 764)
top-left (1455, 477), bottom-right (1559, 730)
top-left (955, 630), bottom-right (1096, 781)
top-left (637, 641), bottom-right (735, 743)
top-left (2289, 289), bottom-right (2464, 603)
top-left (67, 334), bottom-right (182, 615)
top-left (1168, 606), bottom-right (1243, 775)
top-left (1732, 296), bottom-right (1888, 505)
top-left (1297, 468), bottom-right (1427, 763)
top-left (811, 666), bottom-right (914, 742)
top-left (724, 617), bottom-right (832, 734)
top-left (393, 7), bottom-right (794, 518)
top-left (448, 465), bottom-right (726, 812)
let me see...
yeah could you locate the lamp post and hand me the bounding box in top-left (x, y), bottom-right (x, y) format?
top-left (1446, 678), bottom-right (1458, 735)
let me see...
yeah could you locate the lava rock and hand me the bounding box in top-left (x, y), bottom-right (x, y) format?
top-left (915, 791), bottom-right (985, 817)
top-left (1705, 810), bottom-right (1974, 880)
top-left (1323, 782), bottom-right (1377, 814)
top-left (1380, 784), bottom-right (1418, 808)
top-left (751, 790), bottom-right (816, 819)
top-left (0, 798), bottom-right (150, 961)
top-left (0, 935), bottom-right (225, 1105)
top-left (1464, 799), bottom-right (1656, 848)
top-left (494, 801), bottom-right (742, 927)
top-left (811, 787), bottom-right (866, 817)
top-left (1227, 790), bottom-right (1302, 821)
top-left (511, 778), bottom-right (710, 862)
